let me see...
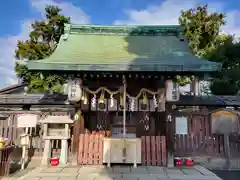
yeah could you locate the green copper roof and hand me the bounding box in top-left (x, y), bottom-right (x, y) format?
top-left (26, 24), bottom-right (221, 72)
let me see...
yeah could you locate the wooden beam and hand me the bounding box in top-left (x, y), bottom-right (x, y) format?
top-left (165, 104), bottom-right (175, 167)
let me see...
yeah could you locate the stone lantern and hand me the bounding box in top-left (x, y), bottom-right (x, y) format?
top-left (40, 116), bottom-right (73, 165)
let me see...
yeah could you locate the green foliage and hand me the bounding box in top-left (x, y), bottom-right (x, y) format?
top-left (209, 37), bottom-right (240, 95)
top-left (179, 5), bottom-right (240, 95)
top-left (177, 5), bottom-right (225, 87)
top-left (179, 5), bottom-right (225, 58)
top-left (174, 75), bottom-right (195, 86)
top-left (15, 5), bottom-right (70, 93)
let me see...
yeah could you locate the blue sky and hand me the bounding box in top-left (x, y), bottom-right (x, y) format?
top-left (0, 0), bottom-right (240, 88)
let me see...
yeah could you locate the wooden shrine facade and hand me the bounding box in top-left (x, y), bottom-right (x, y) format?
top-left (0, 75), bottom-right (219, 167)
top-left (14, 24), bottom-right (223, 167)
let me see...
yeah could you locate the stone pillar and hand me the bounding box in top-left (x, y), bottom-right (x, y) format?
top-left (41, 139), bottom-right (51, 165)
top-left (60, 139), bottom-right (68, 165)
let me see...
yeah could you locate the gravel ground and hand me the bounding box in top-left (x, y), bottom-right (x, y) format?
top-left (212, 170), bottom-right (240, 180)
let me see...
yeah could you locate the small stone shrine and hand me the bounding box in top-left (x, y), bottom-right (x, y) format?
top-left (40, 115), bottom-right (73, 165)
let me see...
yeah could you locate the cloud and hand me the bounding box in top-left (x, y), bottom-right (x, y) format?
top-left (0, 20), bottom-right (32, 87)
top-left (30, 0), bottom-right (90, 24)
top-left (114, 0), bottom-right (197, 25)
top-left (114, 0), bottom-right (240, 38)
top-left (0, 0), bottom-right (90, 88)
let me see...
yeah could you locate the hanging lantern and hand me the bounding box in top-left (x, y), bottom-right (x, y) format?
top-left (141, 91), bottom-right (148, 110)
top-left (98, 90), bottom-right (105, 109)
top-left (67, 79), bottom-right (82, 102)
top-left (165, 79), bottom-right (179, 101)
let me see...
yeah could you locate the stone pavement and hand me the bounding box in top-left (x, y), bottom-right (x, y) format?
top-left (11, 165), bottom-right (222, 180)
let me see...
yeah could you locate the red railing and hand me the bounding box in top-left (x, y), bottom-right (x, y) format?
top-left (0, 146), bottom-right (14, 177)
top-left (141, 136), bottom-right (167, 166)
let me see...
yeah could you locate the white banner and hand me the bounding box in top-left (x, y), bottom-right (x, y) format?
top-left (175, 116), bottom-right (188, 135)
top-left (17, 114), bottom-right (38, 128)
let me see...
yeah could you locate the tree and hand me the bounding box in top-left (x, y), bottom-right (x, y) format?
top-left (175, 5), bottom-right (225, 86)
top-left (179, 5), bottom-right (240, 95)
top-left (179, 5), bottom-right (225, 58)
top-left (15, 5), bottom-right (70, 93)
top-left (209, 37), bottom-right (240, 95)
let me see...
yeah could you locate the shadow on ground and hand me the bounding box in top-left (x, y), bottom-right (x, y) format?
top-left (212, 170), bottom-right (240, 180)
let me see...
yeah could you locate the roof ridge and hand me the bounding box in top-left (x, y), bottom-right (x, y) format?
top-left (70, 24), bottom-right (181, 28)
top-left (63, 23), bottom-right (184, 37)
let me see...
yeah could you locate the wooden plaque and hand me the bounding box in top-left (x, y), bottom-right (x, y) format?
top-left (211, 110), bottom-right (239, 134)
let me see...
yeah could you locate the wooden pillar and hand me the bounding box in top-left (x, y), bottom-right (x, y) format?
top-left (166, 104), bottom-right (174, 167)
top-left (190, 77), bottom-right (199, 96)
top-left (71, 78), bottom-right (85, 165)
top-left (71, 107), bottom-right (83, 165)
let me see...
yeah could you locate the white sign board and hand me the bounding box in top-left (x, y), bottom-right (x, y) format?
top-left (175, 116), bottom-right (188, 134)
top-left (17, 114), bottom-right (38, 128)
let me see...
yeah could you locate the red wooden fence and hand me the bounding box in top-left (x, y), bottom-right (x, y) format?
top-left (175, 134), bottom-right (240, 158)
top-left (78, 133), bottom-right (104, 165)
top-left (141, 136), bottom-right (166, 166)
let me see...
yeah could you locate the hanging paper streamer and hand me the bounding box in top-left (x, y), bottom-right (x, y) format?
top-left (153, 95), bottom-right (158, 108)
top-left (130, 98), bottom-right (135, 112)
top-left (91, 94), bottom-right (96, 108)
top-left (83, 86), bottom-right (164, 110)
top-left (144, 113), bottom-right (150, 131)
top-left (110, 94), bottom-right (114, 107)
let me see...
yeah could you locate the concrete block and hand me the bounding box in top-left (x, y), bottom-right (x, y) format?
top-left (130, 167), bottom-right (148, 173)
top-left (181, 168), bottom-right (203, 175)
top-left (77, 173), bottom-right (99, 180)
top-left (147, 166), bottom-right (165, 174)
top-left (40, 177), bottom-right (59, 180)
top-left (61, 167), bottom-right (80, 173)
top-left (43, 168), bottom-right (63, 173)
top-left (165, 168), bottom-right (184, 175)
top-left (113, 166), bottom-right (130, 173)
top-left (195, 166), bottom-right (218, 176)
